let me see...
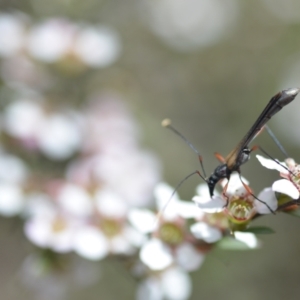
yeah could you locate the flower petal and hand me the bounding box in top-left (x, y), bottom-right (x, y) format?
top-left (128, 208), bottom-right (156, 233)
top-left (161, 267), bottom-right (192, 300)
top-left (176, 243), bottom-right (205, 271)
top-left (73, 226), bottom-right (109, 260)
top-left (140, 238), bottom-right (173, 270)
top-left (234, 231), bottom-right (260, 249)
top-left (256, 155), bottom-right (288, 174)
top-left (255, 187), bottom-right (278, 214)
top-left (192, 195), bottom-right (225, 213)
top-left (272, 179), bottom-right (299, 199)
top-left (190, 222), bottom-right (222, 243)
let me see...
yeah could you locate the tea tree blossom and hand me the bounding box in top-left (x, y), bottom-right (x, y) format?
top-left (136, 266), bottom-right (192, 300)
top-left (257, 154), bottom-right (300, 205)
top-left (131, 183), bottom-right (206, 272)
top-left (0, 152), bottom-right (28, 216)
top-left (193, 173), bottom-right (277, 225)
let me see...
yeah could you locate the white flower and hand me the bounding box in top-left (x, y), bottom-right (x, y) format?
top-left (192, 183), bottom-right (225, 213)
top-left (155, 182), bottom-right (203, 220)
top-left (175, 242), bottom-right (205, 271)
top-left (257, 155), bottom-right (300, 200)
top-left (256, 155), bottom-right (287, 174)
top-left (190, 222), bottom-right (222, 243)
top-left (140, 237), bottom-right (204, 272)
top-left (234, 231), bottom-right (260, 249)
top-left (27, 19), bottom-right (74, 62)
top-left (136, 266), bottom-right (192, 300)
top-left (128, 208), bottom-right (157, 233)
top-left (73, 226), bottom-right (109, 260)
top-left (140, 238), bottom-right (173, 270)
top-left (37, 113), bottom-right (82, 160)
top-left (262, 0), bottom-right (300, 23)
top-left (272, 179), bottom-right (299, 199)
top-left (57, 183), bottom-right (93, 218)
top-left (255, 187), bottom-right (278, 214)
top-left (0, 153), bottom-right (27, 183)
top-left (74, 26), bottom-right (121, 67)
top-left (95, 188), bottom-right (128, 218)
top-left (0, 13), bottom-right (25, 57)
top-left (140, 0), bottom-right (239, 52)
top-left (3, 99), bottom-right (82, 159)
top-left (24, 212), bottom-right (77, 253)
top-left (0, 183), bottom-right (24, 216)
top-left (3, 99), bottom-right (45, 142)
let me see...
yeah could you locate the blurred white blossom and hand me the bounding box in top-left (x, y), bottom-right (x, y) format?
top-left (0, 13), bottom-right (27, 57)
top-left (74, 26), bottom-right (121, 67)
top-left (262, 0), bottom-right (300, 23)
top-left (140, 0), bottom-right (239, 51)
top-left (3, 98), bottom-right (82, 159)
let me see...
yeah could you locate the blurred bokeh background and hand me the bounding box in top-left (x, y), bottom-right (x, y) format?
top-left (1, 0), bottom-right (300, 299)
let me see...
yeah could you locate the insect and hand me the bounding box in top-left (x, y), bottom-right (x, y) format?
top-left (163, 88), bottom-right (299, 199)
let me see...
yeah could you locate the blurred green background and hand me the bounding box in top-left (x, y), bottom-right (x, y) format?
top-left (1, 0), bottom-right (300, 299)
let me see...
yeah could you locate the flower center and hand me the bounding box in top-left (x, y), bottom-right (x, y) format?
top-left (158, 222), bottom-right (184, 246)
top-left (101, 218), bottom-right (121, 237)
top-left (227, 199), bottom-right (254, 223)
top-left (52, 217), bottom-right (67, 233)
top-left (291, 165), bottom-right (300, 188)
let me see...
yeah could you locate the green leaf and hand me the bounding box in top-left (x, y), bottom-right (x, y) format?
top-left (216, 237), bottom-right (256, 251)
top-left (243, 226), bottom-right (275, 234)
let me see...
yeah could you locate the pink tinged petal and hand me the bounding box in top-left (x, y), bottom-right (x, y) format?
top-left (136, 278), bottom-right (163, 300)
top-left (234, 232), bottom-right (260, 249)
top-left (0, 183), bottom-right (24, 216)
top-left (255, 187), bottom-right (278, 214)
top-left (176, 243), bottom-right (205, 271)
top-left (58, 184), bottom-right (92, 217)
top-left (272, 179), bottom-right (299, 199)
top-left (256, 155), bottom-right (288, 174)
top-left (190, 222), bottom-right (222, 243)
top-left (73, 227), bottom-right (109, 260)
top-left (192, 195), bottom-right (225, 213)
top-left (140, 239), bottom-right (173, 270)
top-left (161, 267), bottom-right (192, 300)
top-left (128, 208), bottom-right (157, 233)
top-left (95, 189), bottom-right (127, 218)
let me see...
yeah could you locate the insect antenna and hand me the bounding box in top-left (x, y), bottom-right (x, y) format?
top-left (154, 119), bottom-right (208, 226)
top-left (154, 170), bottom-right (206, 227)
top-left (265, 125), bottom-right (289, 158)
top-left (162, 119), bottom-right (207, 177)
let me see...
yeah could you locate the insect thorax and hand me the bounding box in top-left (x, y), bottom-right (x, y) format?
top-left (236, 147), bottom-right (251, 168)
